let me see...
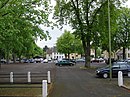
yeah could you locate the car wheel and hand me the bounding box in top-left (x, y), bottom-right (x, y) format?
top-left (103, 73), bottom-right (108, 78)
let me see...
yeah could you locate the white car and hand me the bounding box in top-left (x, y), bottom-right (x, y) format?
top-left (43, 59), bottom-right (48, 63)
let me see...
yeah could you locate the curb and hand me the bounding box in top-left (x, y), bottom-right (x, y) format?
top-left (121, 85), bottom-right (130, 92)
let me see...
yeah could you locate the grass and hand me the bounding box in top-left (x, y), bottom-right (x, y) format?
top-left (0, 83), bottom-right (53, 96)
top-left (0, 88), bottom-right (41, 96)
top-left (124, 80), bottom-right (130, 87)
top-left (80, 66), bottom-right (96, 69)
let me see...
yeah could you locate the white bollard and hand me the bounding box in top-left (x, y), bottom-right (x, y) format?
top-left (128, 72), bottom-right (130, 77)
top-left (118, 71), bottom-right (123, 86)
top-left (28, 72), bottom-right (31, 83)
top-left (47, 71), bottom-right (51, 84)
top-left (10, 72), bottom-right (13, 83)
top-left (42, 80), bottom-right (48, 97)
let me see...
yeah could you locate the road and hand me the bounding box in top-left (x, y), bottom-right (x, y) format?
top-left (49, 63), bottom-right (130, 97)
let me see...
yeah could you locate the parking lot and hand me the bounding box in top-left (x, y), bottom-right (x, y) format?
top-left (0, 62), bottom-right (130, 97)
top-left (49, 62), bottom-right (130, 97)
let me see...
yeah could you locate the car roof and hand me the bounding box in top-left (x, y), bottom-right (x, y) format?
top-left (113, 61), bottom-right (128, 65)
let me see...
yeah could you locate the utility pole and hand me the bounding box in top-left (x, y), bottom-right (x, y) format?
top-left (108, 0), bottom-right (112, 80)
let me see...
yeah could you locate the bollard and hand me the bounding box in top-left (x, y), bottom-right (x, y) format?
top-left (47, 71), bottom-right (51, 84)
top-left (42, 80), bottom-right (48, 97)
top-left (118, 71), bottom-right (123, 86)
top-left (28, 72), bottom-right (31, 83)
top-left (128, 72), bottom-right (130, 77)
top-left (10, 72), bottom-right (13, 83)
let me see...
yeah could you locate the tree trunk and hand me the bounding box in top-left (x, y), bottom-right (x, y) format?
top-left (6, 49), bottom-right (9, 64)
top-left (86, 38), bottom-right (91, 67)
top-left (82, 39), bottom-right (87, 67)
top-left (68, 53), bottom-right (70, 59)
top-left (123, 47), bottom-right (126, 59)
top-left (95, 46), bottom-right (97, 59)
top-left (0, 49), bottom-right (2, 69)
top-left (65, 54), bottom-right (67, 58)
top-left (18, 55), bottom-right (22, 63)
top-left (12, 53), bottom-right (16, 63)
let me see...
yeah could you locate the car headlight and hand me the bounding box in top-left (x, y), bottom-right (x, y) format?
top-left (96, 70), bottom-right (100, 73)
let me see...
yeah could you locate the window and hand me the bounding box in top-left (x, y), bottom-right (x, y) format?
top-left (120, 64), bottom-right (127, 69)
top-left (112, 65), bottom-right (120, 69)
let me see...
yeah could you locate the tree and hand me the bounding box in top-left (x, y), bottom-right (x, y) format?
top-left (54, 0), bottom-right (127, 67)
top-left (114, 7), bottom-right (130, 59)
top-left (0, 0), bottom-right (52, 64)
top-left (56, 30), bottom-right (75, 58)
top-left (56, 30), bottom-right (83, 58)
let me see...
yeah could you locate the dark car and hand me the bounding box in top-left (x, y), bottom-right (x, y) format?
top-left (96, 62), bottom-right (130, 78)
top-left (55, 60), bottom-right (75, 66)
top-left (62, 58), bottom-right (76, 64)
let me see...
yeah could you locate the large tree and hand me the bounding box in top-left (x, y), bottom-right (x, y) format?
top-left (54, 0), bottom-right (126, 67)
top-left (114, 7), bottom-right (130, 59)
top-left (56, 30), bottom-right (83, 58)
top-left (56, 30), bottom-right (75, 58)
top-left (0, 0), bottom-right (52, 64)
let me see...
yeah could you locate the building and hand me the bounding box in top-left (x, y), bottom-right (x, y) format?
top-left (46, 46), bottom-right (65, 61)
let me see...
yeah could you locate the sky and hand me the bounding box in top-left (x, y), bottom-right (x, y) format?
top-left (36, 1), bottom-right (130, 48)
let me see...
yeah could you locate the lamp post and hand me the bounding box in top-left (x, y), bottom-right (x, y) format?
top-left (108, 0), bottom-right (112, 80)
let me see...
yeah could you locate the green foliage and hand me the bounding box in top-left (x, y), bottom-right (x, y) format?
top-left (56, 30), bottom-right (74, 54)
top-left (56, 30), bottom-right (83, 55)
top-left (54, 0), bottom-right (128, 67)
top-left (0, 0), bottom-right (52, 61)
top-left (114, 7), bottom-right (130, 48)
top-left (114, 7), bottom-right (130, 58)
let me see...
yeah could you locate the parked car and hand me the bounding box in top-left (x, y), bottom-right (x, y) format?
top-left (1, 59), bottom-right (6, 64)
top-left (96, 62), bottom-right (130, 78)
top-left (105, 58), bottom-right (117, 64)
top-left (91, 58), bottom-right (105, 63)
top-left (76, 58), bottom-right (85, 63)
top-left (62, 58), bottom-right (76, 64)
top-left (29, 59), bottom-right (35, 63)
top-left (33, 56), bottom-right (43, 63)
top-left (55, 59), bottom-right (75, 66)
top-left (22, 59), bottom-right (30, 63)
top-left (43, 59), bottom-right (48, 63)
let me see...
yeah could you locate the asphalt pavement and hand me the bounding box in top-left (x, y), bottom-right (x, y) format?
top-left (0, 62), bottom-right (130, 97)
top-left (48, 63), bottom-right (130, 97)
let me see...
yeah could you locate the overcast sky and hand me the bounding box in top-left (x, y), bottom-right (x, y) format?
top-left (36, 1), bottom-right (130, 48)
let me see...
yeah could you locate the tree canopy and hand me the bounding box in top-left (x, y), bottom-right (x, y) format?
top-left (0, 0), bottom-right (52, 63)
top-left (54, 0), bottom-right (128, 67)
top-left (56, 30), bottom-right (83, 58)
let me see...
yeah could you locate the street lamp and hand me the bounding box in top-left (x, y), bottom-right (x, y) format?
top-left (108, 0), bottom-right (112, 80)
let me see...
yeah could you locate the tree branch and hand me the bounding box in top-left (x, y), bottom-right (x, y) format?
top-left (0, 0), bottom-right (10, 9)
top-left (91, 1), bottom-right (108, 26)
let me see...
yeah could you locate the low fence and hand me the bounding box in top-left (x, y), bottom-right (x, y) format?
top-left (0, 71), bottom-right (51, 84)
top-left (0, 71), bottom-right (51, 97)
